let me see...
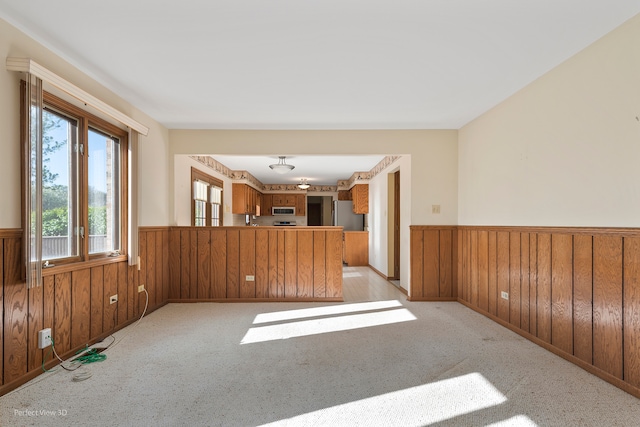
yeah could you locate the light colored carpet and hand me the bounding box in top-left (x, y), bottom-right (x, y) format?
top-left (1, 268), bottom-right (639, 426)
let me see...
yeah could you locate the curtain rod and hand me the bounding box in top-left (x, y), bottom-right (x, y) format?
top-left (6, 57), bottom-right (149, 136)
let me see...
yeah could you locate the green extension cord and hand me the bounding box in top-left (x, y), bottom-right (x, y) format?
top-left (74, 347), bottom-right (106, 364)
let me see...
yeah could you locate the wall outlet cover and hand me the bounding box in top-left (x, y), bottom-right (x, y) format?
top-left (38, 328), bottom-right (52, 349)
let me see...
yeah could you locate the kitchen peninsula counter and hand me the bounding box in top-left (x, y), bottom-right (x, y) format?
top-left (168, 226), bottom-right (343, 301)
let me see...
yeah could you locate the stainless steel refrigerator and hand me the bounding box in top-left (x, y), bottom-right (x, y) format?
top-left (332, 200), bottom-right (364, 231)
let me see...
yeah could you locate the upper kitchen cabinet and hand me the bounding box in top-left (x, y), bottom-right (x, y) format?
top-left (272, 194), bottom-right (298, 206)
top-left (232, 183), bottom-right (261, 215)
top-left (261, 194), bottom-right (272, 216)
top-left (338, 190), bottom-right (351, 201)
top-left (350, 184), bottom-right (369, 214)
top-left (296, 194), bottom-right (306, 217)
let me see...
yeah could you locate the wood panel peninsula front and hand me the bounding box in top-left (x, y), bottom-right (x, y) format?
top-left (168, 226), bottom-right (344, 301)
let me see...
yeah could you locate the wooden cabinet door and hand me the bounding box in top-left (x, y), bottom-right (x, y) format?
top-left (351, 184), bottom-right (369, 214)
top-left (284, 194), bottom-right (297, 206)
top-left (262, 194), bottom-right (272, 216)
top-left (232, 183), bottom-right (247, 214)
top-left (296, 195), bottom-right (306, 216)
top-left (272, 194), bottom-right (285, 205)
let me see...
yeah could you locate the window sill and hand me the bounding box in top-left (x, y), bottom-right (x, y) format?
top-left (41, 255), bottom-right (129, 277)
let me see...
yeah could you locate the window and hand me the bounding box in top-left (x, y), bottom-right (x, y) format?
top-left (191, 168), bottom-right (223, 227)
top-left (27, 89), bottom-right (128, 264)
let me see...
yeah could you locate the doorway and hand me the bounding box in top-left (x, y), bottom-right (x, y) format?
top-left (307, 196), bottom-right (332, 226)
top-left (387, 170), bottom-right (400, 281)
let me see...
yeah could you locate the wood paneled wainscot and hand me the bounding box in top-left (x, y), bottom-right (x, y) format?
top-left (456, 226), bottom-right (640, 399)
top-left (409, 226), bottom-right (458, 301)
top-left (169, 226), bottom-right (343, 301)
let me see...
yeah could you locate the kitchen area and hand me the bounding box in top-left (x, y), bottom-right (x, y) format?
top-left (231, 182), bottom-right (370, 267)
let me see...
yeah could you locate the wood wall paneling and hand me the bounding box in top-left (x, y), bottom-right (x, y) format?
top-left (529, 234), bottom-right (538, 338)
top-left (325, 230), bottom-right (342, 298)
top-left (277, 230), bottom-right (286, 298)
top-left (593, 236), bottom-right (624, 379)
top-left (488, 231), bottom-right (497, 316)
top-left (239, 229), bottom-right (256, 298)
top-left (551, 234), bottom-right (573, 355)
top-left (470, 230), bottom-right (478, 306)
top-left (624, 237), bottom-right (640, 388)
top-left (424, 230), bottom-right (440, 298)
top-left (169, 228), bottom-right (181, 299)
top-left (537, 233), bottom-right (552, 344)
top-left (54, 273), bottom-right (72, 355)
top-left (496, 232), bottom-right (510, 322)
top-left (189, 229), bottom-right (198, 301)
top-left (297, 230), bottom-right (314, 298)
top-left (71, 269), bottom-right (91, 349)
top-left (197, 229), bottom-right (211, 299)
top-left (284, 230), bottom-right (298, 298)
top-left (268, 229), bottom-right (279, 298)
top-left (520, 233), bottom-right (530, 333)
top-left (477, 231), bottom-right (489, 312)
top-left (211, 229), bottom-right (227, 298)
top-left (117, 262), bottom-right (128, 326)
top-left (90, 266), bottom-right (104, 338)
top-left (227, 230), bottom-right (240, 298)
top-left (313, 231), bottom-right (326, 298)
top-left (439, 229), bottom-right (452, 298)
top-left (147, 231), bottom-right (156, 308)
top-left (27, 280), bottom-right (43, 372)
top-left (410, 229), bottom-right (424, 299)
top-left (4, 238), bottom-right (27, 383)
top-left (255, 229), bottom-right (269, 298)
top-left (509, 232), bottom-right (521, 329)
top-left (573, 234), bottom-right (593, 364)
top-left (103, 264), bottom-right (118, 332)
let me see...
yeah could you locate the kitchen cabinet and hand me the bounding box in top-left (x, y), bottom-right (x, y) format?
top-left (343, 231), bottom-right (369, 266)
top-left (350, 184), bottom-right (369, 214)
top-left (270, 193), bottom-right (305, 216)
top-left (232, 183), bottom-right (261, 215)
top-left (261, 194), bottom-right (272, 216)
top-left (338, 190), bottom-right (351, 201)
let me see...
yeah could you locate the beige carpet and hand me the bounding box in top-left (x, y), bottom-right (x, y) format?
top-left (1, 267), bottom-right (639, 426)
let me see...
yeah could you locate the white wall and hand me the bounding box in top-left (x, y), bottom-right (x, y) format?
top-left (0, 17), bottom-right (171, 229)
top-left (368, 156), bottom-right (411, 290)
top-left (459, 14), bottom-right (640, 227)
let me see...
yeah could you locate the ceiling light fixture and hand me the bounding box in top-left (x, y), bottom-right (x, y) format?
top-left (269, 156), bottom-right (295, 174)
top-left (298, 179), bottom-right (310, 190)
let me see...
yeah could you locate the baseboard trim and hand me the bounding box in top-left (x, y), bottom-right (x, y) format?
top-left (368, 264), bottom-right (390, 280)
top-left (457, 298), bottom-right (640, 400)
top-left (407, 296), bottom-right (455, 302)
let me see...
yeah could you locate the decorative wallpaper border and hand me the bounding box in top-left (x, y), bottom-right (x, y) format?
top-left (190, 155), bottom-right (401, 192)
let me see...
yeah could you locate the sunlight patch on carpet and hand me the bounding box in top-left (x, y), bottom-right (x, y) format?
top-left (252, 300), bottom-right (403, 324)
top-left (241, 307), bottom-right (415, 344)
top-left (258, 373), bottom-right (510, 426)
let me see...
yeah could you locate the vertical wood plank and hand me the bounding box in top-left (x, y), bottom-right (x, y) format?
top-left (239, 229), bottom-right (256, 298)
top-left (189, 229), bottom-right (198, 301)
top-left (423, 230), bottom-right (439, 298)
top-left (27, 281), bottom-right (43, 372)
top-left (574, 234), bottom-right (593, 364)
top-left (551, 234), bottom-right (573, 355)
top-left (537, 233), bottom-right (552, 343)
top-left (509, 232), bottom-right (521, 328)
top-left (277, 230), bottom-right (286, 298)
top-left (297, 230), bottom-right (314, 297)
top-left (198, 229), bottom-right (211, 299)
top-left (439, 229), bottom-right (453, 298)
top-left (54, 273), bottom-right (72, 354)
top-left (139, 230), bottom-right (149, 311)
top-left (71, 269), bottom-right (91, 349)
top-left (325, 230), bottom-right (343, 298)
top-left (410, 229), bottom-right (424, 299)
top-left (162, 230), bottom-right (170, 303)
top-left (284, 230), bottom-right (298, 298)
top-left (593, 235), bottom-right (623, 379)
top-left (4, 238), bottom-right (27, 382)
top-left (255, 229), bottom-right (269, 298)
top-left (452, 227), bottom-right (459, 299)
top-left (90, 266), bottom-right (104, 339)
top-left (477, 230), bottom-right (489, 312)
top-left (313, 231), bottom-right (326, 298)
top-left (0, 238), bottom-right (3, 384)
top-left (147, 231), bottom-right (157, 307)
top-left (42, 276), bottom-right (55, 369)
top-left (103, 264), bottom-right (118, 332)
top-left (227, 229), bottom-right (240, 298)
top-left (470, 230), bottom-right (478, 306)
top-left (520, 233), bottom-right (531, 333)
top-left (128, 265), bottom-right (136, 320)
top-left (211, 229), bottom-right (227, 298)
top-left (169, 228), bottom-right (181, 299)
top-left (529, 234), bottom-right (538, 337)
top-left (456, 229), bottom-right (463, 300)
top-left (488, 231), bottom-right (497, 316)
top-left (155, 230), bottom-right (164, 306)
top-left (268, 229), bottom-right (279, 298)
top-left (180, 230), bottom-right (190, 299)
top-left (117, 262), bottom-right (128, 326)
top-left (624, 237), bottom-right (640, 387)
top-left (496, 232), bottom-right (510, 322)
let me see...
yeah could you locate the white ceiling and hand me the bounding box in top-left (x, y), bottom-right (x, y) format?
top-left (2, 1), bottom-right (639, 184)
top-left (212, 154), bottom-right (387, 186)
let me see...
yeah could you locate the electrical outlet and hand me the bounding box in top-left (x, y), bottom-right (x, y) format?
top-left (138, 284), bottom-right (145, 293)
top-left (38, 328), bottom-right (52, 349)
top-left (501, 291), bottom-right (509, 300)
top-left (432, 205), bottom-right (441, 214)
top-left (109, 294), bottom-right (118, 304)
top-left (246, 275), bottom-right (255, 281)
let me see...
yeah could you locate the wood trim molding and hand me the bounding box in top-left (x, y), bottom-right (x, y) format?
top-left (0, 229), bottom-right (22, 239)
top-left (167, 298), bottom-right (343, 303)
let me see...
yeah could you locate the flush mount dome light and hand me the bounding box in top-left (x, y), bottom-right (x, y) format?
top-left (298, 179), bottom-right (310, 190)
top-left (269, 156), bottom-right (295, 174)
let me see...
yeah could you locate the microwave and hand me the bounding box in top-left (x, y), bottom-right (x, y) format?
top-left (272, 207), bottom-right (295, 215)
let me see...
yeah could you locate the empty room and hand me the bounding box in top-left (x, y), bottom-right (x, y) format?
top-left (1, 1), bottom-right (640, 426)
